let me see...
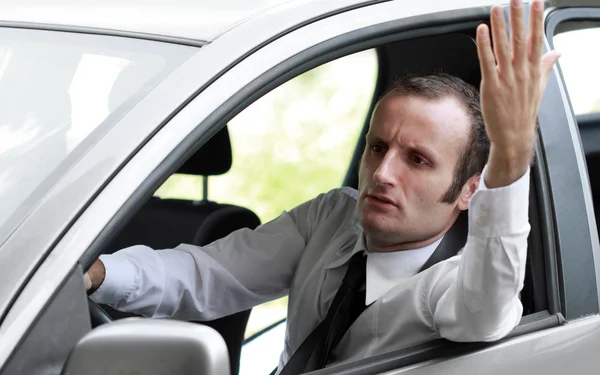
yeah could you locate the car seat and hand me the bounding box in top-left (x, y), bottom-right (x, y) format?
top-left (102, 126), bottom-right (260, 375)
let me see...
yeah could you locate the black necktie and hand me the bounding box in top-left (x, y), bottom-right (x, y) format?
top-left (279, 252), bottom-right (367, 375)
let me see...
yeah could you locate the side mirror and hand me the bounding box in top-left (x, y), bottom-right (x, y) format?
top-left (62, 318), bottom-right (230, 375)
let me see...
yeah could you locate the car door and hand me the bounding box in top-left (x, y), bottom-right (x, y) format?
top-left (2, 1), bottom-right (600, 375)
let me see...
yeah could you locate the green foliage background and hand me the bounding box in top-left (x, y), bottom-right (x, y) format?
top-left (156, 50), bottom-right (378, 224)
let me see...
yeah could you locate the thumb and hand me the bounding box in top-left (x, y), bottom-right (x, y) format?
top-left (541, 50), bottom-right (561, 82)
top-left (84, 272), bottom-right (92, 291)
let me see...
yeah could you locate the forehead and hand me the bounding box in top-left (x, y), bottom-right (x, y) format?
top-left (369, 93), bottom-right (471, 157)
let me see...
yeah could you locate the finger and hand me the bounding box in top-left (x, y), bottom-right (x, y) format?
top-left (510, 0), bottom-right (527, 64)
top-left (84, 273), bottom-right (92, 291)
top-left (476, 24), bottom-right (498, 82)
top-left (490, 5), bottom-right (511, 70)
top-left (528, 0), bottom-right (545, 66)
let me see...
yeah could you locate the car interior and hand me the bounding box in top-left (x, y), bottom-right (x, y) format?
top-left (87, 23), bottom-right (566, 375)
top-left (98, 126), bottom-right (261, 375)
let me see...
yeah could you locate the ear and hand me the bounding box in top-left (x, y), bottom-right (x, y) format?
top-left (456, 174), bottom-right (480, 211)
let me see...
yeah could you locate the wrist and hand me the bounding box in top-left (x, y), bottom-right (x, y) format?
top-left (485, 146), bottom-right (532, 188)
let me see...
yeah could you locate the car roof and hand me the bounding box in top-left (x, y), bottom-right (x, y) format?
top-left (0, 0), bottom-right (368, 42)
top-left (0, 0), bottom-right (596, 43)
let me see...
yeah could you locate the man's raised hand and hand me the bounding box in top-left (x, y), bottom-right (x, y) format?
top-left (476, 0), bottom-right (561, 188)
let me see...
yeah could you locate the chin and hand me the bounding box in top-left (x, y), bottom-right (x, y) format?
top-left (360, 215), bottom-right (394, 236)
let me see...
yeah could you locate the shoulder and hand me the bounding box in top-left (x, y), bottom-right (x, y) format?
top-left (320, 186), bottom-right (358, 201)
top-left (329, 186), bottom-right (358, 200)
top-left (315, 186), bottom-right (358, 210)
top-left (303, 186), bottom-right (359, 225)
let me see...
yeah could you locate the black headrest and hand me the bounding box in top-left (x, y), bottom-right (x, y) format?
top-left (177, 126), bottom-right (233, 176)
top-left (383, 33), bottom-right (481, 90)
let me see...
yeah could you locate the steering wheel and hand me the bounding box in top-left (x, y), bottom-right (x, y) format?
top-left (88, 297), bottom-right (113, 328)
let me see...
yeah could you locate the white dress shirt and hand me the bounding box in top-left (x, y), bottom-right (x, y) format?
top-left (92, 165), bottom-right (530, 372)
top-left (366, 237), bottom-right (441, 305)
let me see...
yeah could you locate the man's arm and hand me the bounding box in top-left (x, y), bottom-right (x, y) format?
top-left (86, 190), bottom-right (333, 321)
top-left (431, 164), bottom-right (530, 341)
top-left (433, 0), bottom-right (560, 341)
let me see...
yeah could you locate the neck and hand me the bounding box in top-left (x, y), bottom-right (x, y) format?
top-left (366, 232), bottom-right (445, 252)
top-left (365, 212), bottom-right (459, 253)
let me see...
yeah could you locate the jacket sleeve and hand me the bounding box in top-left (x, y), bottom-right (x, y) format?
top-left (90, 190), bottom-right (337, 321)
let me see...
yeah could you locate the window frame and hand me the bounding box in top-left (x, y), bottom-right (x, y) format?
top-left (544, 6), bottom-right (600, 320)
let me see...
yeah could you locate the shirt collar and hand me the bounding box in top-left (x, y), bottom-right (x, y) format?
top-left (365, 237), bottom-right (442, 304)
top-left (324, 229), bottom-right (367, 270)
top-left (324, 228), bottom-right (444, 276)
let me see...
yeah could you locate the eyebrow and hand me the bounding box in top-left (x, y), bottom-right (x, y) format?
top-left (367, 134), bottom-right (439, 164)
top-left (408, 144), bottom-right (438, 165)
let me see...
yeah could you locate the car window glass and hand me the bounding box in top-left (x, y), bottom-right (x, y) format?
top-left (155, 49), bottom-right (378, 357)
top-left (553, 25), bottom-right (600, 115)
top-left (0, 28), bottom-right (196, 245)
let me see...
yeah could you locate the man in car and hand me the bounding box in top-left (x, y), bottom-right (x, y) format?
top-left (86, 0), bottom-right (560, 372)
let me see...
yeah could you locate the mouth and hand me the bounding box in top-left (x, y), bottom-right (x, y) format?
top-left (365, 194), bottom-right (397, 207)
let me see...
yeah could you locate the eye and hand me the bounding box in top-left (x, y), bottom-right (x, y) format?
top-left (410, 154), bottom-right (427, 165)
top-left (370, 143), bottom-right (385, 153)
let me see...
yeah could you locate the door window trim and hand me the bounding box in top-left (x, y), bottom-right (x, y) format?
top-left (544, 6), bottom-right (600, 320)
top-left (546, 7), bottom-right (600, 42)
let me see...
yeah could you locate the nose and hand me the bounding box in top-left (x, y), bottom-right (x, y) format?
top-left (373, 151), bottom-right (400, 186)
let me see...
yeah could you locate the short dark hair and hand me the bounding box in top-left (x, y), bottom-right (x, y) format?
top-left (381, 72), bottom-right (490, 203)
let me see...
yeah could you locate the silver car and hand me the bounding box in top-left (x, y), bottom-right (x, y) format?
top-left (1, 0), bottom-right (600, 374)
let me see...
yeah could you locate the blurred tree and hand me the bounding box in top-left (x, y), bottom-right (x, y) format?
top-left (593, 97), bottom-right (600, 113)
top-left (156, 50), bottom-right (378, 224)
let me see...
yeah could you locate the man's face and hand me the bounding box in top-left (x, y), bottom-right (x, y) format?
top-left (357, 93), bottom-right (472, 251)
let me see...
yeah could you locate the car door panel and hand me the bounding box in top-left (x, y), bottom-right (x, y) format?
top-left (1, 266), bottom-right (90, 375)
top-left (577, 114), bottom-right (600, 236)
top-left (386, 315), bottom-right (600, 375)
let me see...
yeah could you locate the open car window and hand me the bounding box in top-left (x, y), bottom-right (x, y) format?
top-left (154, 49), bottom-right (379, 374)
top-left (552, 24), bottom-right (600, 115)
